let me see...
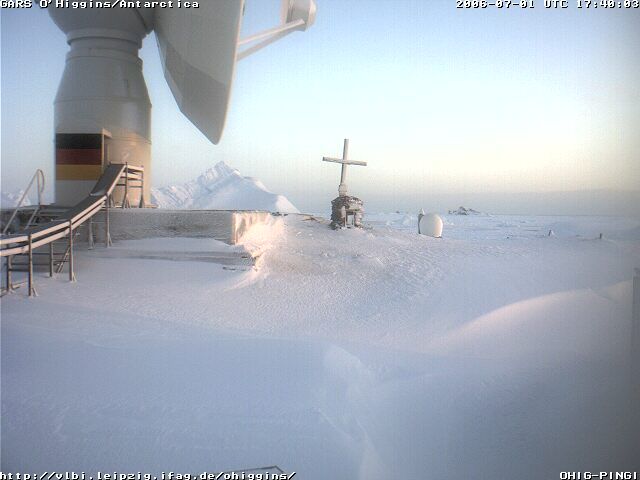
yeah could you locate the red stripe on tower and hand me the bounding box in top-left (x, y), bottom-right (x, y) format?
top-left (55, 149), bottom-right (102, 165)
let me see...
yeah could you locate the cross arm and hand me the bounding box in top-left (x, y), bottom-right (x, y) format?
top-left (323, 157), bottom-right (368, 166)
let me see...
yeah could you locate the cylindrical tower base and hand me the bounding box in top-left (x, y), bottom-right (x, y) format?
top-left (51, 9), bottom-right (153, 206)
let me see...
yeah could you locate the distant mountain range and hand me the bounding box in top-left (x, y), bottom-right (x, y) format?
top-left (448, 206), bottom-right (482, 215)
top-left (1, 190), bottom-right (31, 209)
top-left (151, 161), bottom-right (299, 213)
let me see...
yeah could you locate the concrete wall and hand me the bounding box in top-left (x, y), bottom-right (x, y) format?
top-left (106, 209), bottom-right (273, 245)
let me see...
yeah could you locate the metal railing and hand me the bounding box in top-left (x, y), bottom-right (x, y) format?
top-left (117, 163), bottom-right (145, 208)
top-left (1, 163), bottom-right (143, 296)
top-left (2, 169), bottom-right (45, 234)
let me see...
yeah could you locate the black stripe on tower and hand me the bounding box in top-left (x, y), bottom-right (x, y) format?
top-left (56, 134), bottom-right (103, 150)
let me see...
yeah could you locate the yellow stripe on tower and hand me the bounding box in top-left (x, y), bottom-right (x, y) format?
top-left (56, 165), bottom-right (103, 181)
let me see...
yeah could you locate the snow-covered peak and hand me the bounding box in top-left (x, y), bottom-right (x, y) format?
top-left (195, 161), bottom-right (239, 188)
top-left (151, 161), bottom-right (299, 213)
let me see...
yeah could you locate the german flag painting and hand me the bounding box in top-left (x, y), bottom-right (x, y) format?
top-left (56, 134), bottom-right (104, 181)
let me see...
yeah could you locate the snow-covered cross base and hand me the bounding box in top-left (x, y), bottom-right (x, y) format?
top-left (330, 195), bottom-right (364, 229)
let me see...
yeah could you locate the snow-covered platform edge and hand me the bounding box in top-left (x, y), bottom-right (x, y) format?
top-left (106, 209), bottom-right (280, 246)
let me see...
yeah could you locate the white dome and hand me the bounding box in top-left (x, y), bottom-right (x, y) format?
top-left (419, 213), bottom-right (443, 238)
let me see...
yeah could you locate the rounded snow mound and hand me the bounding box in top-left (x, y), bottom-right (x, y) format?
top-left (151, 161), bottom-right (299, 213)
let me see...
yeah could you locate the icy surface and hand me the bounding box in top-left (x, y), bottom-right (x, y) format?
top-left (151, 161), bottom-right (299, 213)
top-left (2, 213), bottom-right (640, 478)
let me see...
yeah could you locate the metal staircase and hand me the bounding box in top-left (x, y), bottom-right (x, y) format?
top-left (1, 164), bottom-right (145, 296)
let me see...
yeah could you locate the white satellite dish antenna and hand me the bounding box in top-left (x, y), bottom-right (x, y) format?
top-left (49, 0), bottom-right (316, 206)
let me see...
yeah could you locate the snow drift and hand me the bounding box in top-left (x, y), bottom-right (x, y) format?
top-left (3, 213), bottom-right (639, 477)
top-left (151, 161), bottom-right (299, 213)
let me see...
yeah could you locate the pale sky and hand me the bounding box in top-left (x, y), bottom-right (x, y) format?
top-left (1, 1), bottom-right (639, 214)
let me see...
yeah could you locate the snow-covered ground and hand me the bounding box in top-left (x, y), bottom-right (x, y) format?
top-left (2, 213), bottom-right (640, 478)
top-left (151, 162), bottom-right (299, 213)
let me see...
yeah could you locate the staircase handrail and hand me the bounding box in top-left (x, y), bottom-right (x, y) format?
top-left (2, 169), bottom-right (45, 234)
